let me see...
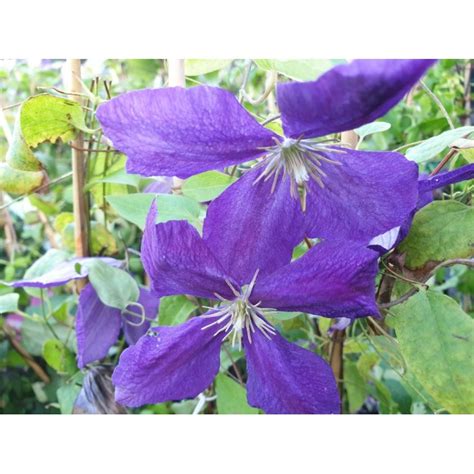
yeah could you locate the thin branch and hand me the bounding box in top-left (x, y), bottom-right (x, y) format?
top-left (429, 148), bottom-right (458, 176)
top-left (1, 101), bottom-right (23, 111)
top-left (36, 86), bottom-right (90, 98)
top-left (0, 172), bottom-right (73, 211)
top-left (379, 258), bottom-right (474, 309)
top-left (420, 80), bottom-right (455, 130)
top-left (3, 325), bottom-right (51, 384)
top-left (223, 345), bottom-right (244, 385)
top-left (240, 69), bottom-right (277, 106)
top-left (261, 113), bottom-right (281, 126)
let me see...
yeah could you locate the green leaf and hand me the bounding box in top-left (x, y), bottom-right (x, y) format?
top-left (42, 339), bottom-right (77, 375)
top-left (155, 194), bottom-right (204, 229)
top-left (85, 168), bottom-right (141, 190)
top-left (125, 59), bottom-right (160, 84)
top-left (21, 318), bottom-right (75, 356)
top-left (254, 59), bottom-right (345, 81)
top-left (54, 213), bottom-right (118, 256)
top-left (57, 381), bottom-right (82, 414)
top-left (1, 94), bottom-right (90, 194)
top-left (53, 212), bottom-right (74, 234)
top-left (344, 361), bottom-right (368, 413)
top-left (88, 154), bottom-right (130, 204)
top-left (158, 295), bottom-right (197, 326)
top-left (355, 121), bottom-right (391, 141)
top-left (0, 293), bottom-right (19, 314)
top-left (107, 193), bottom-right (203, 230)
top-left (0, 163), bottom-right (45, 194)
top-left (85, 259), bottom-right (139, 310)
top-left (387, 290), bottom-right (474, 414)
top-left (399, 201), bottom-right (474, 269)
top-left (182, 171), bottom-right (237, 202)
top-left (106, 193), bottom-right (155, 229)
top-left (184, 59), bottom-right (232, 76)
top-left (451, 138), bottom-right (474, 163)
top-left (21, 249), bottom-right (69, 297)
top-left (215, 374), bottom-right (259, 414)
top-left (21, 94), bottom-right (91, 146)
top-left (28, 194), bottom-right (59, 215)
top-left (405, 126), bottom-right (474, 163)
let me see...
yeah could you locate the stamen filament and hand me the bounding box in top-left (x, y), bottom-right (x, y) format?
top-left (201, 269), bottom-right (276, 348)
top-left (252, 136), bottom-right (345, 209)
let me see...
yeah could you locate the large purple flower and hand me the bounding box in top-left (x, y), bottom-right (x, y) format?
top-left (112, 200), bottom-right (380, 414)
top-left (97, 59), bottom-right (435, 245)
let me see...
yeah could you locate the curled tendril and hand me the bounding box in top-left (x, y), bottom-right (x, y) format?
top-left (121, 302), bottom-right (146, 327)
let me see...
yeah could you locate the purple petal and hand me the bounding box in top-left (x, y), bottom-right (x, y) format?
top-left (419, 164), bottom-right (474, 194)
top-left (97, 86), bottom-right (276, 179)
top-left (327, 317), bottom-right (352, 336)
top-left (252, 240), bottom-right (379, 319)
top-left (244, 328), bottom-right (340, 414)
top-left (203, 166), bottom-right (306, 285)
top-left (305, 148), bottom-right (419, 244)
top-left (277, 59), bottom-right (435, 138)
top-left (375, 164), bottom-right (474, 253)
top-left (141, 201), bottom-right (234, 299)
top-left (112, 316), bottom-right (223, 407)
top-left (10, 257), bottom-right (122, 288)
top-left (76, 283), bottom-right (122, 368)
top-left (143, 177), bottom-right (174, 194)
top-left (122, 288), bottom-right (160, 345)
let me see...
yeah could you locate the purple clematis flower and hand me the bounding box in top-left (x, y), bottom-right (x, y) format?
top-left (97, 59), bottom-right (435, 245)
top-left (112, 200), bottom-right (380, 414)
top-left (77, 284), bottom-right (159, 368)
top-left (10, 256), bottom-right (160, 369)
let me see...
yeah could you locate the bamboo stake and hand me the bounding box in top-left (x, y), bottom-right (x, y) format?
top-left (68, 60), bottom-right (89, 289)
top-left (329, 130), bottom-right (358, 400)
top-left (167, 59), bottom-right (185, 192)
top-left (167, 59), bottom-right (185, 87)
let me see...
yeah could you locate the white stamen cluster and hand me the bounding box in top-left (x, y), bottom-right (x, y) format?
top-left (254, 136), bottom-right (343, 207)
top-left (201, 270), bottom-right (276, 349)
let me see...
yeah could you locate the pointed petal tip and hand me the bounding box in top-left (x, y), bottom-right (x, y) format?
top-left (244, 329), bottom-right (340, 414)
top-left (112, 316), bottom-right (224, 407)
top-left (277, 59), bottom-right (437, 139)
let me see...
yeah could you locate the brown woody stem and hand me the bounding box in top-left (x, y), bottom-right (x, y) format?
top-left (69, 60), bottom-right (90, 290)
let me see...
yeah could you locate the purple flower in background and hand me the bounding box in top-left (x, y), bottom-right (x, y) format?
top-left (10, 256), bottom-right (159, 368)
top-left (112, 201), bottom-right (380, 414)
top-left (369, 164), bottom-right (474, 253)
top-left (9, 256), bottom-right (122, 288)
top-left (143, 176), bottom-right (174, 194)
top-left (97, 59), bottom-right (435, 245)
top-left (77, 284), bottom-right (159, 368)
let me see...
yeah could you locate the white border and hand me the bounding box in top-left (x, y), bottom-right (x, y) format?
top-left (0, 415), bottom-right (471, 472)
top-left (1, 0), bottom-right (473, 57)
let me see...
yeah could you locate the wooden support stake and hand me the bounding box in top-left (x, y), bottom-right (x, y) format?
top-left (69, 60), bottom-right (89, 289)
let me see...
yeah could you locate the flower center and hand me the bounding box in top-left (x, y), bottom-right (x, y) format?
top-left (201, 270), bottom-right (276, 349)
top-left (254, 136), bottom-right (343, 208)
